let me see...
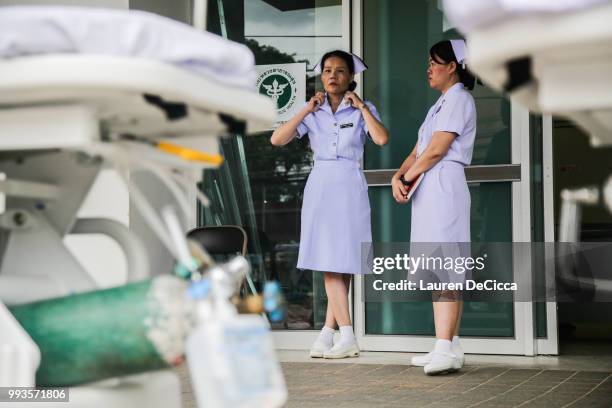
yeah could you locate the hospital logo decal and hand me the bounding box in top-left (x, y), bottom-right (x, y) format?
top-left (256, 68), bottom-right (298, 115)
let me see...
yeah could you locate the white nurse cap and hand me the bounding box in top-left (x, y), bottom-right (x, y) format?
top-left (450, 39), bottom-right (467, 69)
top-left (313, 52), bottom-right (368, 74)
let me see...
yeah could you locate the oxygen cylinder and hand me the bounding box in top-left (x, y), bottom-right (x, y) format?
top-left (9, 275), bottom-right (193, 387)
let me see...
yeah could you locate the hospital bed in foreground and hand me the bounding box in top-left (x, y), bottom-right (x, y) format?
top-left (0, 6), bottom-right (285, 408)
top-left (443, 0), bottom-right (612, 296)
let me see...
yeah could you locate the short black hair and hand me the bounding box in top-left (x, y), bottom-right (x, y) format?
top-left (319, 50), bottom-right (358, 92)
top-left (429, 40), bottom-right (476, 91)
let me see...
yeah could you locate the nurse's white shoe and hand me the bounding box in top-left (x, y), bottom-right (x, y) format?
top-left (323, 341), bottom-right (360, 359)
top-left (411, 351), bottom-right (434, 367)
top-left (412, 345), bottom-right (465, 367)
top-left (309, 340), bottom-right (332, 358)
top-left (423, 352), bottom-right (462, 375)
top-left (454, 346), bottom-right (465, 367)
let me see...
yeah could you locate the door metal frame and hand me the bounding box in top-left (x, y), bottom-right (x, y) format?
top-left (363, 164), bottom-right (522, 186)
top-left (535, 115), bottom-right (559, 355)
top-left (512, 104), bottom-right (536, 356)
top-left (350, 0), bottom-right (543, 356)
top-left (352, 102), bottom-right (535, 355)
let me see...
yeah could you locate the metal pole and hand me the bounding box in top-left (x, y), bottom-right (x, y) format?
top-left (192, 0), bottom-right (208, 30)
top-left (216, 0), bottom-right (228, 38)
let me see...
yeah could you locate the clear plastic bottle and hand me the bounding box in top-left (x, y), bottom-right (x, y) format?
top-left (185, 260), bottom-right (287, 408)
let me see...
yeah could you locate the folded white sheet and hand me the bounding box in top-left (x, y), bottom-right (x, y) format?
top-left (443, 0), bottom-right (610, 33)
top-left (0, 6), bottom-right (256, 89)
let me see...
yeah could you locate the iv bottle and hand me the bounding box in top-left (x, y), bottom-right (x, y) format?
top-left (185, 261), bottom-right (287, 408)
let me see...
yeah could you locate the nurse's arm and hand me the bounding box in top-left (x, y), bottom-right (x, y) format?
top-left (360, 105), bottom-right (389, 146)
top-left (402, 131), bottom-right (455, 182)
top-left (270, 106), bottom-right (310, 146)
top-left (390, 145), bottom-right (418, 203)
top-left (271, 92), bottom-right (323, 146)
top-left (392, 145), bottom-right (418, 182)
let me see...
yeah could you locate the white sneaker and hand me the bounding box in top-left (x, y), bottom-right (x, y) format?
top-left (411, 351), bottom-right (434, 366)
top-left (423, 351), bottom-right (462, 375)
top-left (309, 340), bottom-right (332, 358)
top-left (412, 345), bottom-right (465, 367)
top-left (323, 341), bottom-right (360, 359)
top-left (453, 346), bottom-right (465, 367)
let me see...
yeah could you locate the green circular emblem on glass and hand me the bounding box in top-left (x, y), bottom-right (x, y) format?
top-left (256, 68), bottom-right (298, 116)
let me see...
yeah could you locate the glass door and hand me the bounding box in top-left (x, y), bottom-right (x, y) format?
top-left (351, 0), bottom-right (551, 355)
top-left (201, 0), bottom-right (352, 349)
top-left (200, 0), bottom-right (558, 354)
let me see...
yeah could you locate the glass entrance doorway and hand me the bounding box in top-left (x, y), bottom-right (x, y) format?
top-left (352, 0), bottom-right (555, 355)
top-left (200, 0), bottom-right (557, 355)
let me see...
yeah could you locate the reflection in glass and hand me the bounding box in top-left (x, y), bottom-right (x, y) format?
top-left (245, 0), bottom-right (343, 71)
top-left (365, 184), bottom-right (514, 336)
top-left (362, 0), bottom-right (515, 338)
top-left (202, 0), bottom-right (344, 330)
top-left (363, 1), bottom-right (510, 170)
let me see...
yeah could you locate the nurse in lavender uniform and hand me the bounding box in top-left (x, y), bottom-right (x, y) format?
top-left (391, 40), bottom-right (477, 375)
top-left (271, 50), bottom-right (389, 359)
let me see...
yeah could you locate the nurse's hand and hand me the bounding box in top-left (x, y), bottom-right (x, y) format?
top-left (344, 91), bottom-right (366, 110)
top-left (391, 176), bottom-right (409, 204)
top-left (306, 92), bottom-right (325, 113)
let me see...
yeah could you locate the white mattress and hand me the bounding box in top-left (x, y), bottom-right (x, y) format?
top-left (443, 0), bottom-right (610, 33)
top-left (0, 6), bottom-right (256, 89)
top-left (443, 0), bottom-right (612, 146)
top-left (0, 55), bottom-right (277, 136)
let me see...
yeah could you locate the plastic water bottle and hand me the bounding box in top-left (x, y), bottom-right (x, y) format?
top-left (185, 312), bottom-right (287, 408)
top-left (185, 261), bottom-right (287, 408)
top-left (263, 281), bottom-right (285, 323)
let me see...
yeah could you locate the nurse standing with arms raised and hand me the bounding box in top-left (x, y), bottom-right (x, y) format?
top-left (391, 40), bottom-right (476, 375)
top-left (271, 50), bottom-right (389, 358)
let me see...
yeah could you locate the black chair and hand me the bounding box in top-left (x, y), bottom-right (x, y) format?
top-left (187, 225), bottom-right (248, 257)
top-left (187, 225), bottom-right (257, 295)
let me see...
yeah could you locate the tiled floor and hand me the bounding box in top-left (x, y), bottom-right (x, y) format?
top-left (175, 343), bottom-right (612, 407)
top-left (280, 363), bottom-right (612, 408)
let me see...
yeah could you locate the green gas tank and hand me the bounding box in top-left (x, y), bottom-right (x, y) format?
top-left (9, 275), bottom-right (193, 387)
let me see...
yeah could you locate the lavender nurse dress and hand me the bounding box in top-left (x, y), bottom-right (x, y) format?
top-left (410, 83), bottom-right (476, 283)
top-left (295, 95), bottom-right (381, 274)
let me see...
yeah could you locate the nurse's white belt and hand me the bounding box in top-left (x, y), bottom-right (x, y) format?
top-left (443, 0), bottom-right (612, 146)
top-left (0, 55), bottom-right (276, 152)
